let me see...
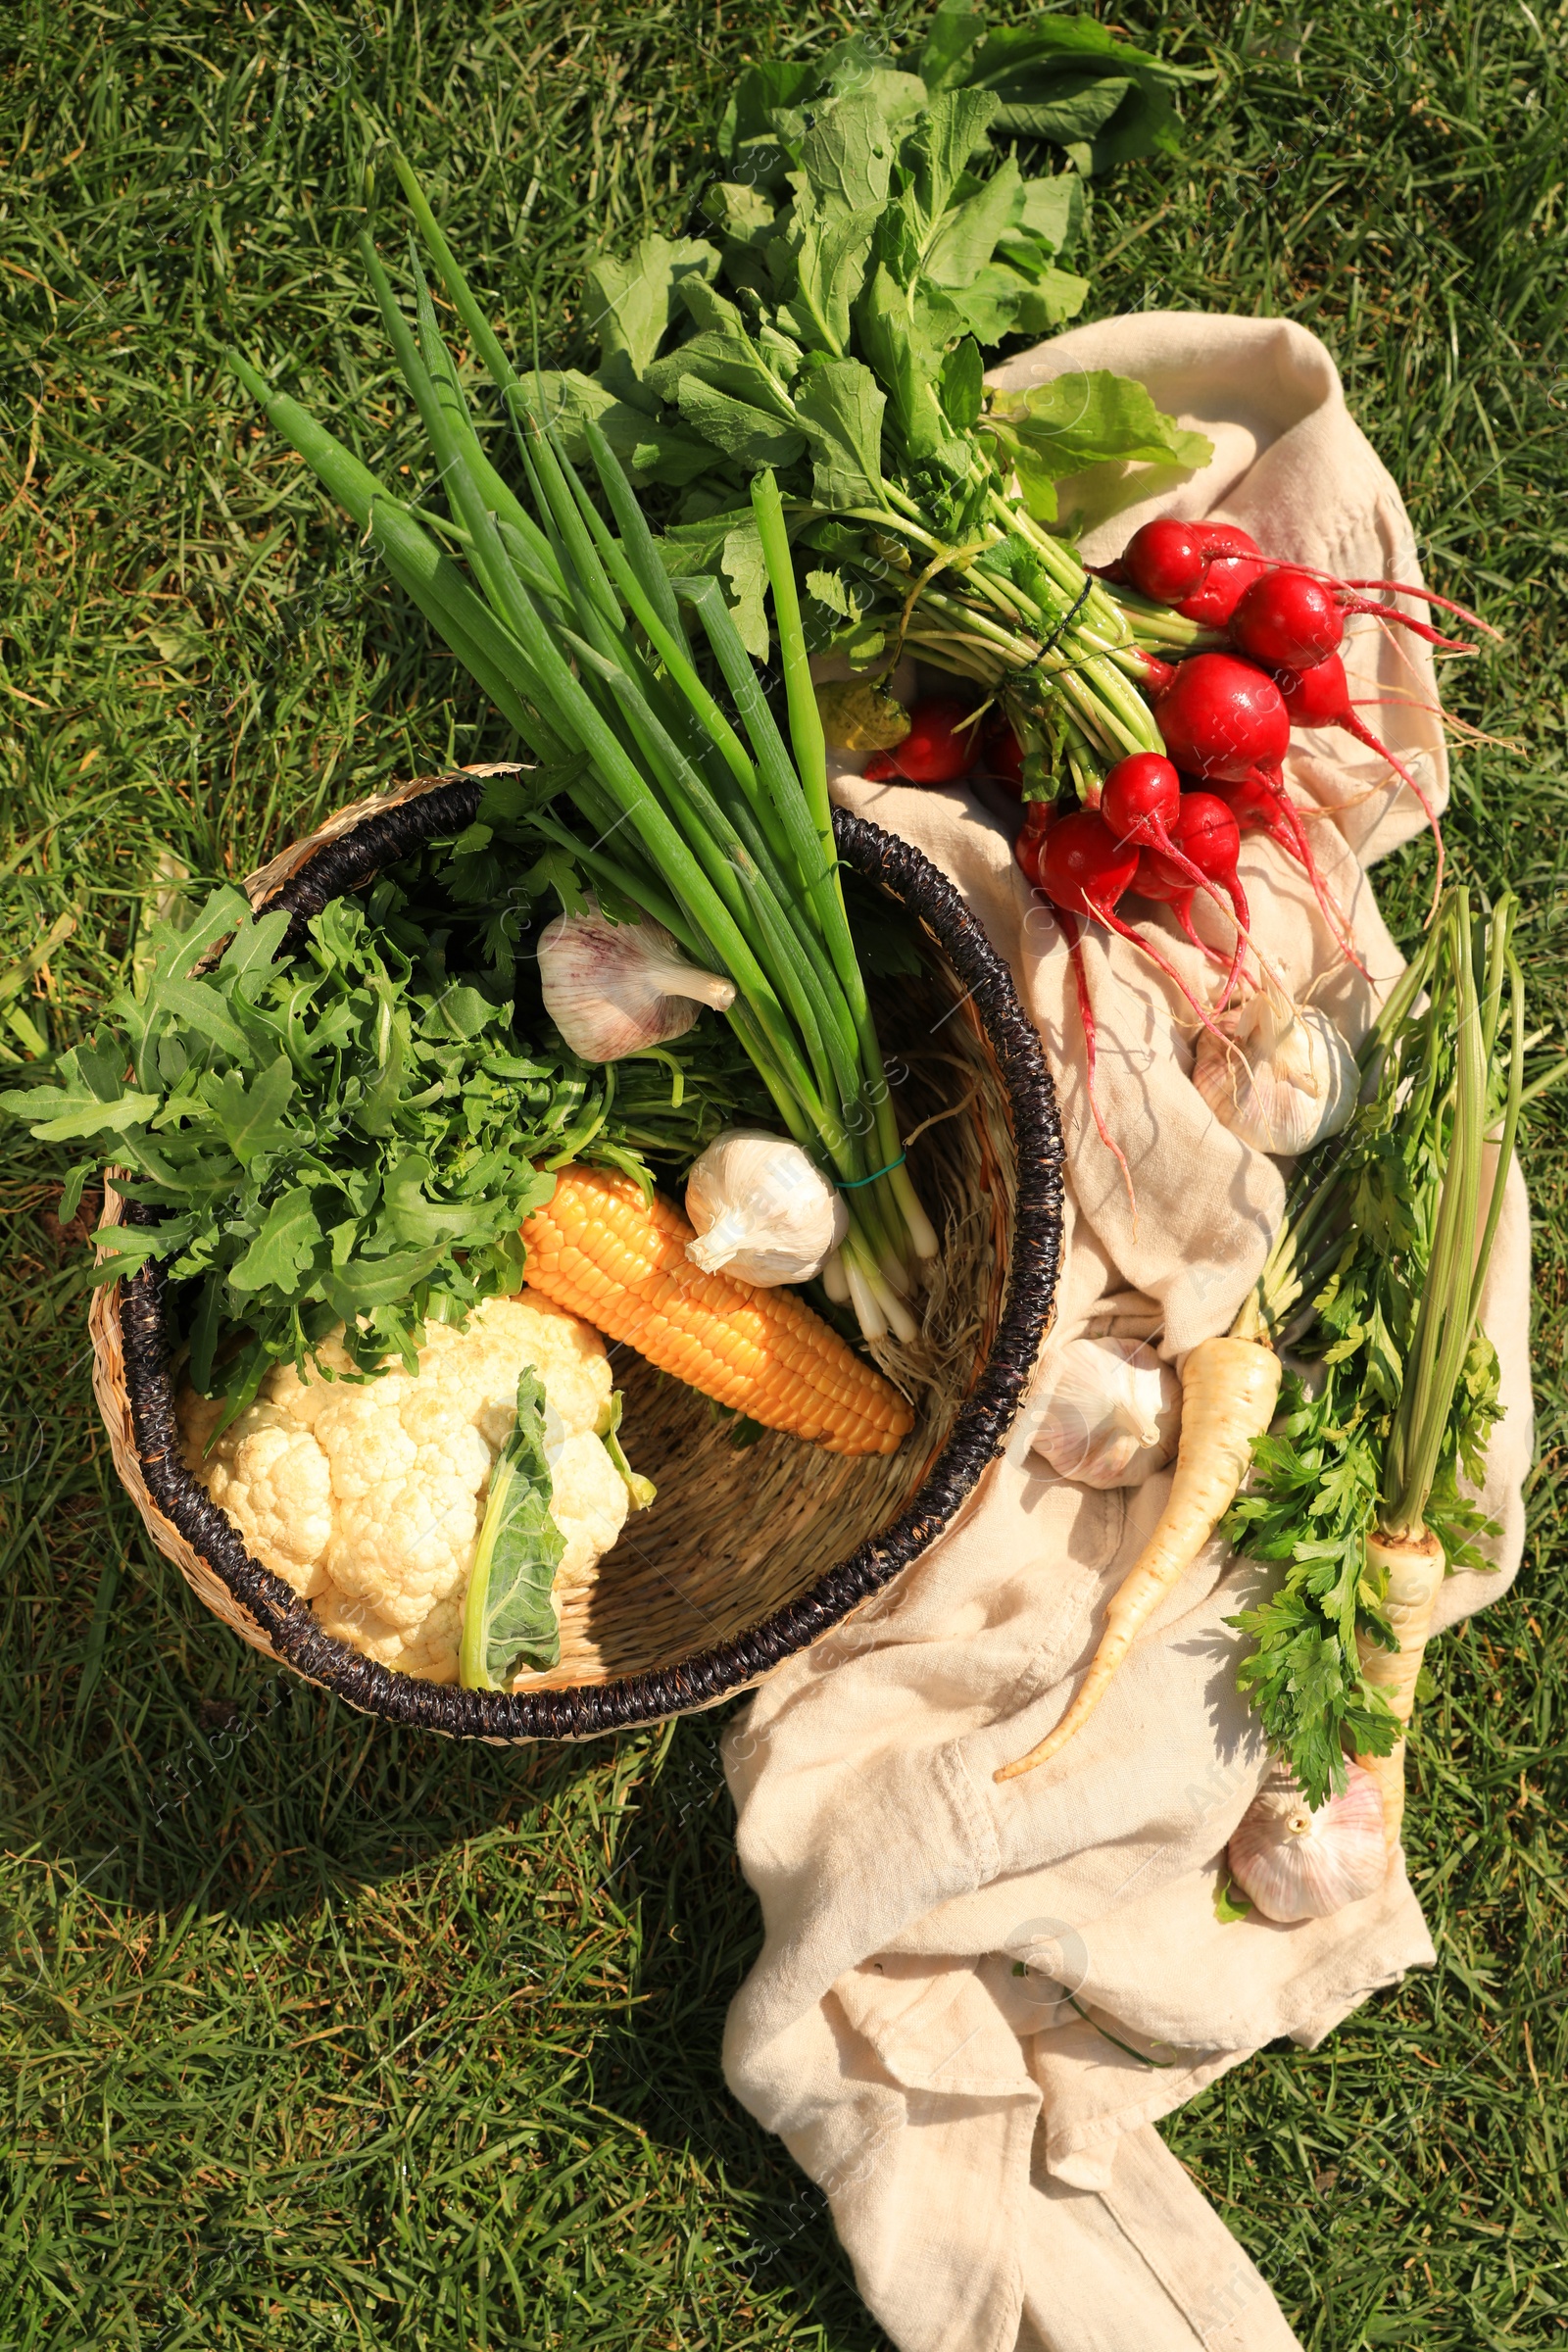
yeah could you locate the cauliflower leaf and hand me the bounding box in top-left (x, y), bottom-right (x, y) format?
top-left (460, 1369), bottom-right (565, 1688)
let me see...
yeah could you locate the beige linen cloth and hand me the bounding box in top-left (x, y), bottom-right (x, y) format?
top-left (720, 316), bottom-right (1536, 2352)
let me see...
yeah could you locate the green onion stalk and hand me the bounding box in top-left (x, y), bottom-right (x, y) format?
top-left (1225, 889), bottom-right (1555, 1822)
top-left (229, 254), bottom-right (940, 1341)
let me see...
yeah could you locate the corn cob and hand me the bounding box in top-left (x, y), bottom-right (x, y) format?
top-left (520, 1166), bottom-right (912, 1457)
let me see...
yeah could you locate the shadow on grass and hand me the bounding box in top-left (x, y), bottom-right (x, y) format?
top-left (7, 1522), bottom-right (885, 2345)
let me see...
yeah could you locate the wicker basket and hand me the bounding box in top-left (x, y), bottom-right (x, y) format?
top-left (89, 769), bottom-right (1063, 1740)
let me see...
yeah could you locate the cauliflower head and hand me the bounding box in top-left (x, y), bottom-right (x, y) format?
top-left (178, 1296), bottom-right (631, 1684)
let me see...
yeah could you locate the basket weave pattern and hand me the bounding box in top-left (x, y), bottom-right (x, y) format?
top-left (90, 772), bottom-right (1063, 1740)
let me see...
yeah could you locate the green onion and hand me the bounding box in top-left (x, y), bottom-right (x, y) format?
top-left (229, 215), bottom-right (942, 1328)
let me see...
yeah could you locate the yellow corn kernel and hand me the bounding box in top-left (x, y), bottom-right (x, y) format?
top-left (520, 1165), bottom-right (912, 1457)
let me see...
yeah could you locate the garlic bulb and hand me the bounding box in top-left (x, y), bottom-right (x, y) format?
top-left (538, 902), bottom-right (735, 1062)
top-left (684, 1131), bottom-right (848, 1286)
top-left (1227, 1762), bottom-right (1387, 1922)
top-left (1192, 982), bottom-right (1356, 1156)
top-left (1028, 1336), bottom-right (1180, 1488)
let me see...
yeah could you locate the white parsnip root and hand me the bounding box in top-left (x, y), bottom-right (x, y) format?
top-left (996, 1336), bottom-right (1282, 1782)
top-left (1353, 1529), bottom-right (1446, 1857)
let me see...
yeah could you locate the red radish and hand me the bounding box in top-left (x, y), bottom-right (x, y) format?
top-left (1058, 907), bottom-right (1135, 1212)
top-left (1038, 808), bottom-right (1140, 917)
top-left (1208, 768), bottom-right (1370, 975)
top-left (1284, 564), bottom-right (1497, 637)
top-left (1274, 654), bottom-right (1446, 900)
top-left (1142, 790), bottom-right (1245, 904)
top-left (1179, 551), bottom-right (1269, 627)
top-left (1134, 789), bottom-right (1251, 1002)
top-left (1132, 844), bottom-right (1232, 967)
top-left (1232, 566), bottom-right (1468, 663)
top-left (1231, 570), bottom-right (1345, 670)
top-left (984, 715), bottom-right (1026, 794)
top-left (1152, 653), bottom-right (1291, 781)
top-left (862, 695), bottom-right (980, 784)
top-left (1013, 816), bottom-right (1134, 1206)
top-left (1100, 752), bottom-right (1185, 849)
top-left (1122, 517), bottom-right (1207, 603)
top-left (1019, 808), bottom-right (1238, 1215)
top-left (1133, 652), bottom-right (1178, 696)
top-left (1274, 654), bottom-right (1348, 731)
top-left (1036, 811), bottom-right (1231, 1049)
top-left (1209, 768), bottom-right (1297, 846)
top-left (1168, 524), bottom-right (1268, 627)
top-left (1101, 755), bottom-right (1246, 996)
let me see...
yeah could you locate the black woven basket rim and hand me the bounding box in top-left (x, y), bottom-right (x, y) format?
top-left (113, 776), bottom-right (1064, 1740)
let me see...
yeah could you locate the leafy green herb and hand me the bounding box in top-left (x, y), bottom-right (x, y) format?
top-left (514, 14), bottom-right (1208, 802)
top-left (1227, 892), bottom-right (1544, 1804)
top-left (460, 1368), bottom-right (565, 1688)
top-left (4, 858), bottom-right (762, 1417)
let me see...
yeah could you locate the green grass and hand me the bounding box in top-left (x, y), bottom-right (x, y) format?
top-left (1, 1), bottom-right (1564, 2343)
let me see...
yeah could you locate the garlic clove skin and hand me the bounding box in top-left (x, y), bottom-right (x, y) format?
top-left (684, 1130), bottom-right (849, 1287)
top-left (1227, 1761), bottom-right (1387, 1922)
top-left (1193, 985), bottom-right (1357, 1157)
top-left (1028, 1336), bottom-right (1181, 1488)
top-left (539, 902), bottom-right (736, 1063)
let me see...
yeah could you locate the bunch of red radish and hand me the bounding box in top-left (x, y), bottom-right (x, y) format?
top-left (1119, 514), bottom-right (1489, 928)
top-left (855, 514), bottom-right (1490, 1194)
top-left (1012, 755), bottom-right (1260, 1194)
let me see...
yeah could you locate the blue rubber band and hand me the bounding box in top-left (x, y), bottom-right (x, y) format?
top-left (838, 1153), bottom-right (906, 1190)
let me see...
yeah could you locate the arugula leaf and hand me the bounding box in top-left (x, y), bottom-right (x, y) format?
top-left (6, 867), bottom-right (763, 1408)
top-left (7, 1056), bottom-right (162, 1141)
top-left (460, 1368), bottom-right (566, 1688)
top-left (228, 1189), bottom-right (320, 1294)
top-left (201, 1054), bottom-right (295, 1164)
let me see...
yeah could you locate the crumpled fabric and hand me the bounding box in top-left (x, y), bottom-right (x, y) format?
top-left (719, 314), bottom-right (1534, 2352)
